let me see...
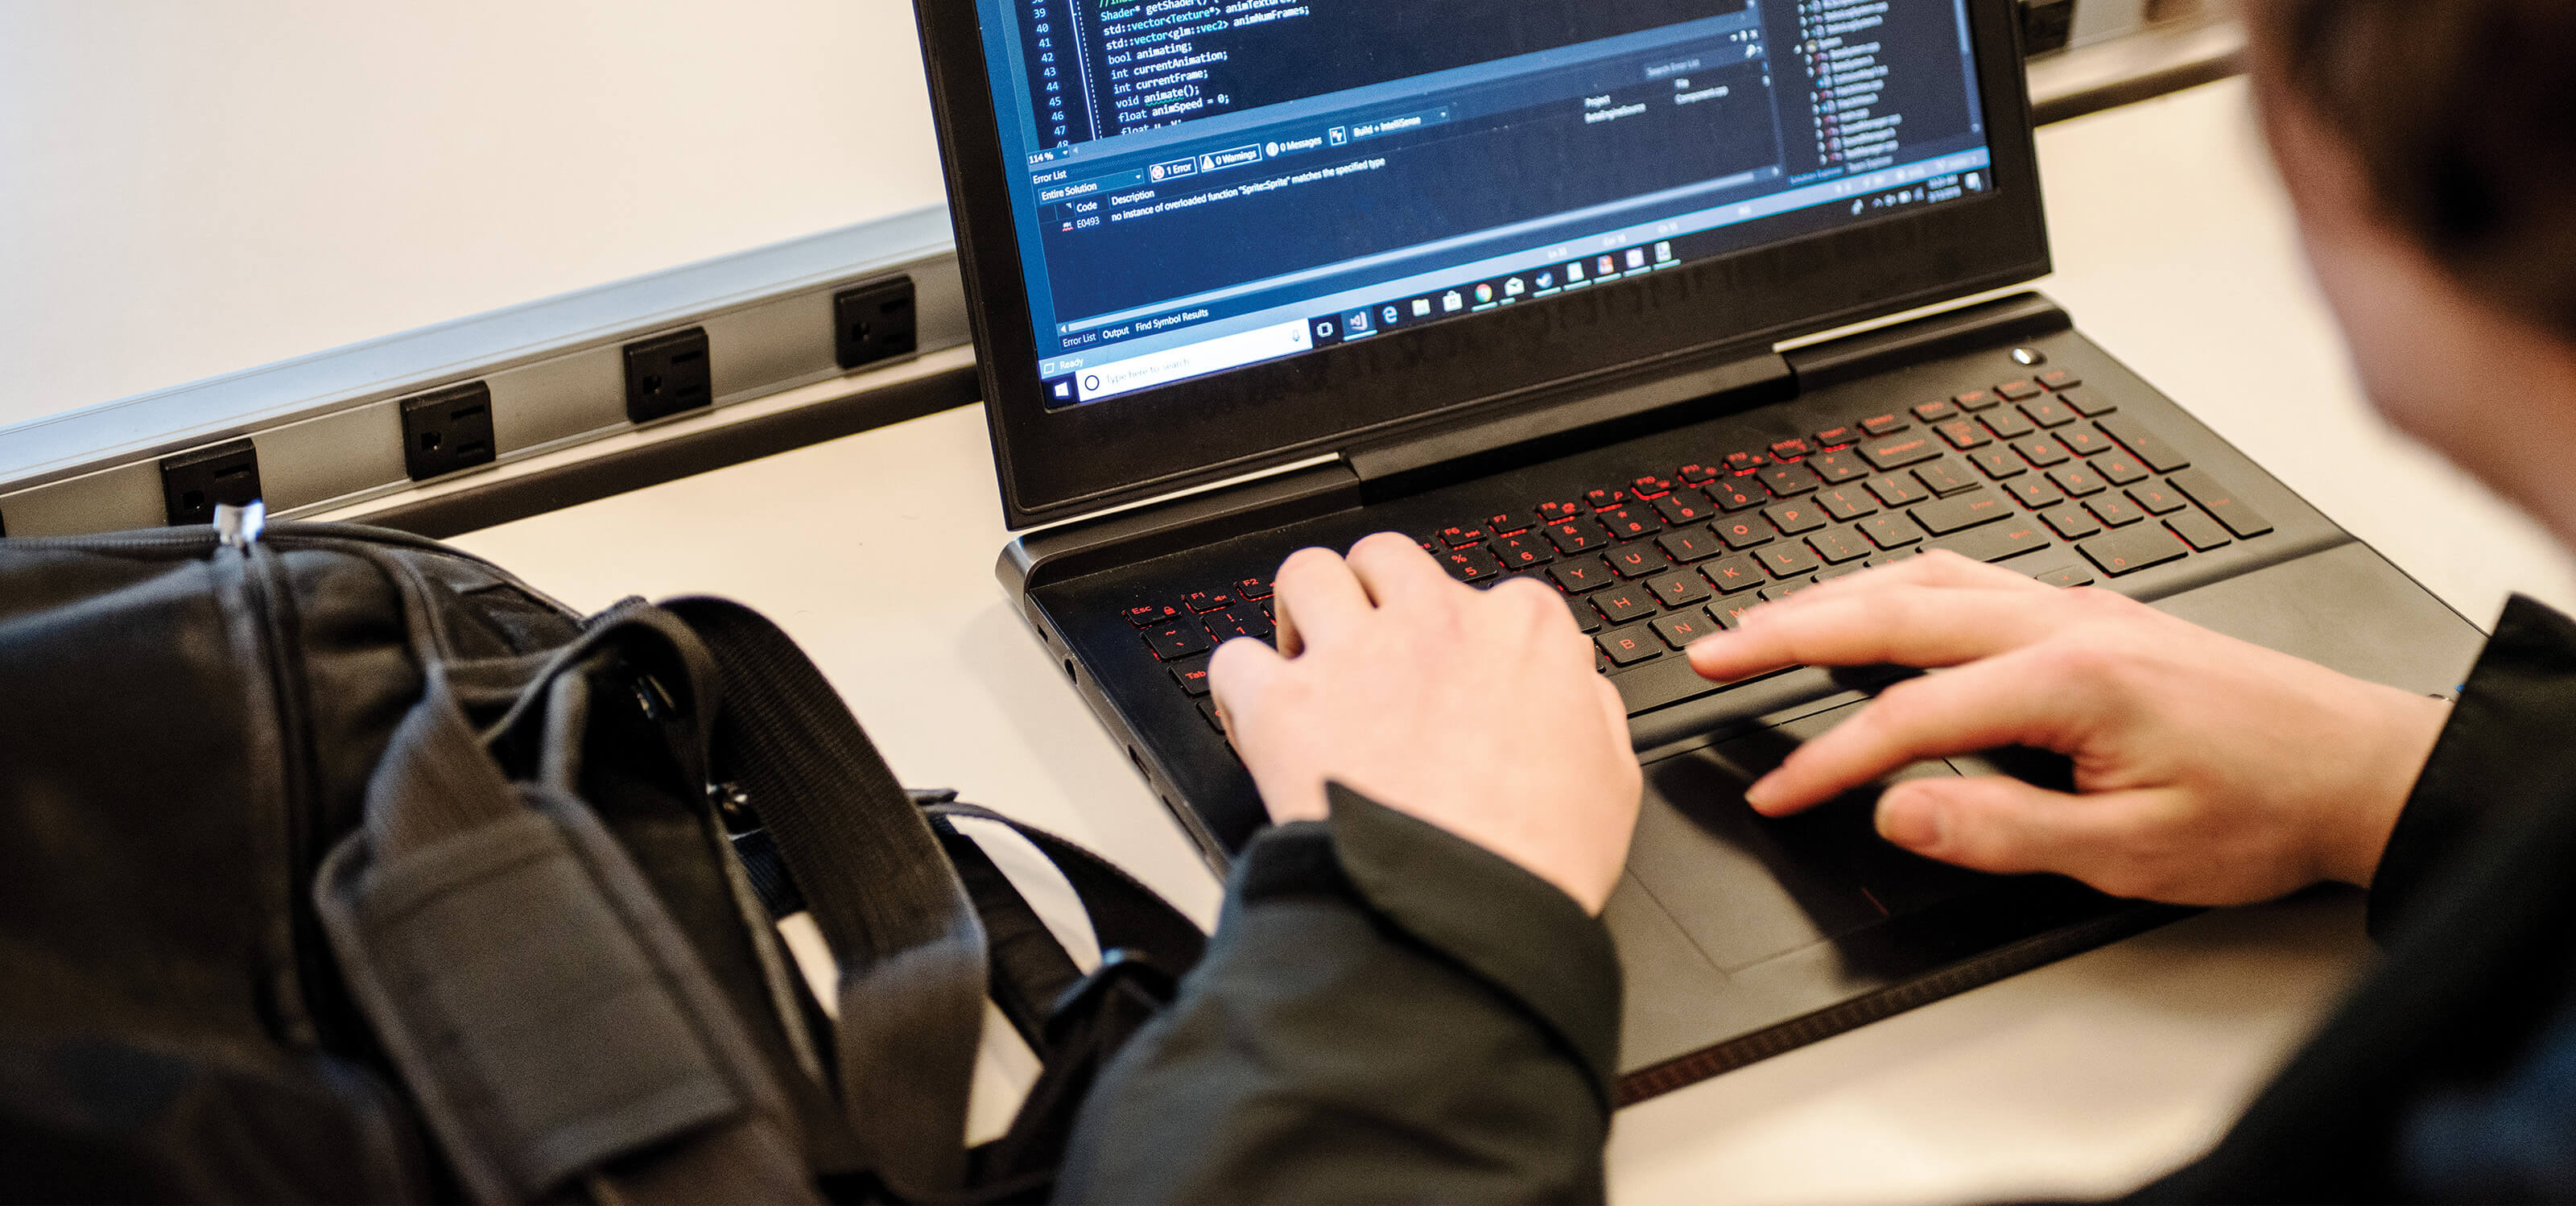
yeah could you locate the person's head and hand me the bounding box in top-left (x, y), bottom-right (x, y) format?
top-left (2243, 1), bottom-right (2576, 539)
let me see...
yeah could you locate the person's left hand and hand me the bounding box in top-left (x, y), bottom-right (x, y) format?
top-left (1207, 534), bottom-right (1643, 915)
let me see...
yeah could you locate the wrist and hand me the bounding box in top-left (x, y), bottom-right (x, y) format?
top-left (2317, 691), bottom-right (2452, 887)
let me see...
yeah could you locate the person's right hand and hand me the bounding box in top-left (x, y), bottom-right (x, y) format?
top-left (1683, 551), bottom-right (2452, 905)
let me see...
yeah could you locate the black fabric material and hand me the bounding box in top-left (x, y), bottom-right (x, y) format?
top-left (659, 597), bottom-right (990, 1198)
top-left (1057, 788), bottom-right (1617, 1204)
top-left (2133, 594), bottom-right (2576, 1203)
top-left (0, 525), bottom-right (1195, 1205)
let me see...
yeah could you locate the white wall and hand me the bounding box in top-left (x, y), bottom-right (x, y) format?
top-left (0, 0), bottom-right (948, 432)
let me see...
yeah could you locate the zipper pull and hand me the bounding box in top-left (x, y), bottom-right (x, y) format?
top-left (214, 500), bottom-right (266, 548)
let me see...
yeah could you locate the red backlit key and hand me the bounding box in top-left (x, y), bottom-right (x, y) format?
top-left (2127, 482), bottom-right (2187, 514)
top-left (1705, 478), bottom-right (1764, 511)
top-left (1657, 528), bottom-right (1722, 563)
top-left (1937, 419), bottom-right (1992, 449)
top-left (1169, 657), bottom-right (1213, 696)
top-left (1760, 462), bottom-right (1823, 497)
top-left (2031, 564), bottom-right (2096, 589)
top-left (1486, 510), bottom-right (1536, 536)
top-left (1125, 603), bottom-right (1182, 627)
top-left (1143, 622), bottom-right (1211, 660)
top-left (1631, 475), bottom-right (1674, 499)
top-left (1709, 597), bottom-right (1761, 629)
top-left (1599, 506), bottom-right (1659, 540)
top-left (1204, 606), bottom-right (1273, 640)
top-left (1913, 399), bottom-right (1960, 423)
top-left (1808, 448), bottom-right (1872, 483)
top-left (1493, 534), bottom-right (1554, 568)
top-left (2005, 476), bottom-right (2063, 509)
top-left (1678, 462), bottom-right (1719, 484)
top-left (2058, 387), bottom-right (2116, 416)
top-left (1545, 516), bottom-right (1613, 553)
top-left (1971, 448), bottom-right (2024, 479)
top-left (1913, 460), bottom-right (1976, 495)
top-left (1864, 473), bottom-right (1928, 506)
top-left (1596, 623), bottom-right (1662, 667)
top-left (1702, 554), bottom-right (1764, 593)
top-left (1860, 432), bottom-right (1942, 471)
top-left (1653, 494), bottom-right (1711, 525)
top-left (2049, 464), bottom-right (2108, 497)
top-left (1537, 500), bottom-right (1584, 523)
top-left (2057, 427), bottom-right (2114, 456)
top-left (1183, 590), bottom-right (1233, 613)
top-left (1585, 487), bottom-right (1628, 510)
top-left (2044, 506), bottom-right (2101, 540)
top-left (1651, 612), bottom-right (1714, 649)
top-left (1982, 407), bottom-right (2037, 440)
top-left (1809, 527), bottom-right (1871, 564)
top-left (1234, 577), bottom-right (1274, 600)
top-left (1769, 438), bottom-right (1812, 461)
top-left (2038, 369), bottom-right (2082, 390)
top-left (1758, 541), bottom-right (1823, 577)
top-left (1953, 388), bottom-right (2000, 411)
top-left (1724, 451), bottom-right (1767, 474)
top-left (2093, 451), bottom-right (2149, 485)
top-left (1439, 545), bottom-right (1505, 583)
top-left (1813, 425), bottom-right (1858, 448)
top-left (1594, 589), bottom-right (1658, 625)
top-left (1645, 569), bottom-right (1712, 607)
top-left (2168, 469), bottom-right (2273, 537)
top-left (1763, 501), bottom-right (1827, 535)
top-left (1439, 523), bottom-right (1488, 547)
top-left (1860, 513), bottom-right (1921, 549)
top-left (2167, 510), bottom-right (2234, 551)
top-left (1550, 556), bottom-right (1616, 593)
top-left (1912, 490), bottom-right (2010, 534)
top-left (2021, 396), bottom-right (2077, 427)
top-left (2086, 496), bottom-right (2145, 527)
top-left (1818, 485), bottom-right (1878, 521)
top-left (1608, 543), bottom-right (1670, 578)
top-left (1715, 514), bottom-right (1775, 550)
top-left (1859, 412), bottom-right (1908, 436)
top-left (2080, 526), bottom-right (2189, 576)
top-left (2014, 436), bottom-right (2070, 467)
top-left (1996, 379), bottom-right (2046, 401)
top-left (2097, 415), bottom-right (2190, 473)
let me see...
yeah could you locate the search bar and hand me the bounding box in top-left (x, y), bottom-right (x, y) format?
top-left (1075, 317), bottom-right (1314, 403)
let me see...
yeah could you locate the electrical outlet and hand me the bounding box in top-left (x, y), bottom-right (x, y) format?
top-left (161, 439), bottom-right (262, 526)
top-left (399, 380), bottom-right (497, 481)
top-left (623, 327), bottom-right (712, 423)
top-left (834, 277), bottom-right (917, 370)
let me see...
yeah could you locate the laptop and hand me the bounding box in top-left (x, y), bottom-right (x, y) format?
top-left (912, 0), bottom-right (2487, 1101)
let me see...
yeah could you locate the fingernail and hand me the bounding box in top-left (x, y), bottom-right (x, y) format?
top-left (1878, 794), bottom-right (1943, 850)
top-left (1743, 774), bottom-right (1782, 812)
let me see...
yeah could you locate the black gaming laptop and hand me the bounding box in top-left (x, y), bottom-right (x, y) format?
top-left (913, 0), bottom-right (2486, 1101)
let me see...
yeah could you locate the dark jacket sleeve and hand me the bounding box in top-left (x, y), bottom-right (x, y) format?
top-left (1054, 783), bottom-right (1623, 1204)
top-left (2140, 594), bottom-right (2576, 1202)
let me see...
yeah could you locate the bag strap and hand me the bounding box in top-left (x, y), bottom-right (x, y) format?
top-left (659, 597), bottom-right (989, 1199)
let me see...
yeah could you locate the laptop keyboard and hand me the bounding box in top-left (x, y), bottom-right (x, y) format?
top-left (1127, 371), bottom-right (2273, 730)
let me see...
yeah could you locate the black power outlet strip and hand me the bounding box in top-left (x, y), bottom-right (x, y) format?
top-left (399, 381), bottom-right (497, 481)
top-left (161, 439), bottom-right (262, 526)
top-left (624, 327), bottom-right (713, 423)
top-left (834, 277), bottom-right (917, 370)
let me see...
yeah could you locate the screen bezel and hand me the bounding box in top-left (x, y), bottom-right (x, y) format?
top-left (915, 0), bottom-right (2049, 529)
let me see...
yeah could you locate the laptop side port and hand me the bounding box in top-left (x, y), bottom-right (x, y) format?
top-left (398, 381), bottom-right (497, 481)
top-left (622, 327), bottom-right (712, 423)
top-left (833, 277), bottom-right (917, 370)
top-left (160, 439), bottom-right (262, 527)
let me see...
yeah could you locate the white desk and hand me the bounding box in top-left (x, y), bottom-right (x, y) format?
top-left (414, 79), bottom-right (2576, 1203)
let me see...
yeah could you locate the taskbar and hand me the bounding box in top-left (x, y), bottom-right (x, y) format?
top-left (1038, 151), bottom-right (1992, 408)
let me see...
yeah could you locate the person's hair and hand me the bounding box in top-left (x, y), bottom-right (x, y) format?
top-left (2246, 0), bottom-right (2576, 340)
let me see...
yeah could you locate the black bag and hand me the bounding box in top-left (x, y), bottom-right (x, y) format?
top-left (0, 510), bottom-right (1203, 1204)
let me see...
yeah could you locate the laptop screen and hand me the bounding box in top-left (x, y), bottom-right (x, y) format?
top-left (967, 0), bottom-right (1996, 410)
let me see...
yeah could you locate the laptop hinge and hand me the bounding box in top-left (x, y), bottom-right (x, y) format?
top-left (1343, 345), bottom-right (1794, 501)
top-left (1003, 458), bottom-right (1364, 595)
top-left (1783, 292), bottom-right (2071, 390)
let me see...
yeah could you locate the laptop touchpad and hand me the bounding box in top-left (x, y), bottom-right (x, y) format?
top-left (1624, 699), bottom-right (2004, 973)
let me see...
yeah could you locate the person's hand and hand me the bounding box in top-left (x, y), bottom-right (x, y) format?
top-left (1207, 533), bottom-right (1642, 914)
top-left (1683, 551), bottom-right (2452, 905)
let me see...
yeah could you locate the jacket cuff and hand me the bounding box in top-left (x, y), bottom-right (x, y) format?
top-left (2369, 595), bottom-right (2576, 942)
top-left (1251, 783), bottom-right (1621, 1108)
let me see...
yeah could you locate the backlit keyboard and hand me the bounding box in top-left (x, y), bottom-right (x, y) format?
top-left (1126, 373), bottom-right (2272, 731)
